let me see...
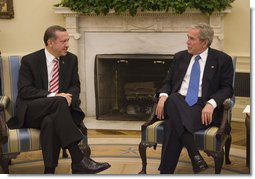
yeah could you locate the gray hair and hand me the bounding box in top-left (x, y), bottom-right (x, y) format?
top-left (191, 23), bottom-right (214, 47)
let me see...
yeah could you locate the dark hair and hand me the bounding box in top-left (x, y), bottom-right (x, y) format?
top-left (43, 25), bottom-right (67, 46)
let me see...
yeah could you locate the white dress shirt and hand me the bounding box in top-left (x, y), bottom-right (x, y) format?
top-left (160, 48), bottom-right (217, 108)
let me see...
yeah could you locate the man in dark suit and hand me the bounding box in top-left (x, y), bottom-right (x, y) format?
top-left (8, 25), bottom-right (110, 174)
top-left (155, 23), bottom-right (234, 174)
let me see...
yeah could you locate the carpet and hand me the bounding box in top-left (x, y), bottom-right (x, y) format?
top-left (5, 138), bottom-right (249, 175)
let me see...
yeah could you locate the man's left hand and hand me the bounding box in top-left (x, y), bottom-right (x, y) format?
top-left (56, 93), bottom-right (72, 106)
top-left (201, 103), bottom-right (214, 126)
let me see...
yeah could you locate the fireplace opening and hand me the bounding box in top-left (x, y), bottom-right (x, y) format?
top-left (95, 54), bottom-right (174, 121)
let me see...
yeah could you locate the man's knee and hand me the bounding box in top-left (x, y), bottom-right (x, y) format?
top-left (51, 96), bottom-right (69, 108)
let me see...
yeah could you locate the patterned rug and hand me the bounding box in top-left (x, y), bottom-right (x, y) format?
top-left (6, 138), bottom-right (249, 175)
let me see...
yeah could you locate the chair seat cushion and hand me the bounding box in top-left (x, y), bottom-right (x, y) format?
top-left (194, 126), bottom-right (229, 152)
top-left (2, 128), bottom-right (41, 154)
top-left (143, 121), bottom-right (228, 152)
top-left (144, 120), bottom-right (164, 144)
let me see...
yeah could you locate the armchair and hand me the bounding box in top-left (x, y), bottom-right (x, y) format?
top-left (138, 57), bottom-right (236, 174)
top-left (0, 55), bottom-right (90, 173)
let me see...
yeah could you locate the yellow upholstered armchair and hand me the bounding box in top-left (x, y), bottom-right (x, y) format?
top-left (0, 56), bottom-right (90, 173)
top-left (138, 57), bottom-right (236, 174)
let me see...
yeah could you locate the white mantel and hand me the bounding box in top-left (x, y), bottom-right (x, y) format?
top-left (54, 7), bottom-right (231, 117)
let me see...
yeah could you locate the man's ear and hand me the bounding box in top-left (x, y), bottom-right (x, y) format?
top-left (47, 39), bottom-right (53, 47)
top-left (203, 39), bottom-right (209, 48)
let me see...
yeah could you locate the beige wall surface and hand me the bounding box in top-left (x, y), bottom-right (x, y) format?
top-left (0, 0), bottom-right (64, 55)
top-left (0, 0), bottom-right (250, 67)
top-left (224, 0), bottom-right (250, 73)
top-left (224, 0), bottom-right (250, 56)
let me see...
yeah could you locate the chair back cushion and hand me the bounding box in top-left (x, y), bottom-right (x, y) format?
top-left (0, 56), bottom-right (21, 122)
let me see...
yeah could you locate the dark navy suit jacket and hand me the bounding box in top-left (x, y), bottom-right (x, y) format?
top-left (157, 47), bottom-right (234, 125)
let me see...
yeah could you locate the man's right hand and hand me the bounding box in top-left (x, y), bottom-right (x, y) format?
top-left (56, 93), bottom-right (72, 106)
top-left (155, 96), bottom-right (168, 120)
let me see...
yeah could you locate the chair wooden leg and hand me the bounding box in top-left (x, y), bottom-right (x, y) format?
top-left (0, 158), bottom-right (10, 174)
top-left (212, 151), bottom-right (224, 174)
top-left (138, 141), bottom-right (148, 174)
top-left (225, 135), bottom-right (232, 164)
top-left (0, 153), bottom-right (20, 174)
top-left (138, 141), bottom-right (157, 174)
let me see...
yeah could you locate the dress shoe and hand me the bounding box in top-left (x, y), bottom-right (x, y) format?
top-left (72, 156), bottom-right (111, 174)
top-left (192, 155), bottom-right (209, 174)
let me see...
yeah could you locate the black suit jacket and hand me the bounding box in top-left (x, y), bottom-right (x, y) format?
top-left (8, 49), bottom-right (85, 128)
top-left (157, 48), bottom-right (234, 124)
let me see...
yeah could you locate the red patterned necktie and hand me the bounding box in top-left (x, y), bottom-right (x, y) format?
top-left (49, 58), bottom-right (59, 93)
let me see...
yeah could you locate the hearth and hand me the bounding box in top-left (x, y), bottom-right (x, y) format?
top-left (95, 54), bottom-right (173, 121)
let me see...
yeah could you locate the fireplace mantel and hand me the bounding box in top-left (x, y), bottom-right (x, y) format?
top-left (54, 7), bottom-right (231, 117)
top-left (54, 7), bottom-right (231, 50)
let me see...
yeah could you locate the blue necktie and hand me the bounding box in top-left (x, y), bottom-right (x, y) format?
top-left (185, 55), bottom-right (201, 106)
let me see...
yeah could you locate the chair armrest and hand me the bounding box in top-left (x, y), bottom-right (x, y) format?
top-left (0, 96), bottom-right (10, 144)
top-left (0, 115), bottom-right (9, 144)
top-left (0, 96), bottom-right (10, 109)
top-left (141, 103), bottom-right (160, 131)
top-left (217, 98), bottom-right (233, 136)
top-left (223, 98), bottom-right (234, 110)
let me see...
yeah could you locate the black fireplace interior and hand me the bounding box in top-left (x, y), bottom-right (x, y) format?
top-left (95, 54), bottom-right (174, 121)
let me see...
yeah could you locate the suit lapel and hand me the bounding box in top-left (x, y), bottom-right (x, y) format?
top-left (202, 48), bottom-right (217, 99)
top-left (172, 52), bottom-right (192, 93)
top-left (180, 53), bottom-right (192, 77)
top-left (38, 51), bottom-right (48, 90)
top-left (58, 56), bottom-right (66, 92)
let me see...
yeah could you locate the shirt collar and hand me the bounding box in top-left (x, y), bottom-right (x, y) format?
top-left (193, 48), bottom-right (208, 63)
top-left (44, 48), bottom-right (57, 64)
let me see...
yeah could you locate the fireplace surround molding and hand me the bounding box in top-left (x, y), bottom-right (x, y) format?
top-left (54, 7), bottom-right (231, 117)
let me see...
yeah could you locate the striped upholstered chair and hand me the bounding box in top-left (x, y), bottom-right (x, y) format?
top-left (0, 56), bottom-right (90, 173)
top-left (138, 57), bottom-right (236, 174)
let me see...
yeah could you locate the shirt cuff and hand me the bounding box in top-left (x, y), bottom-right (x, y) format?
top-left (47, 92), bottom-right (57, 97)
top-left (159, 93), bottom-right (168, 97)
top-left (207, 99), bottom-right (217, 109)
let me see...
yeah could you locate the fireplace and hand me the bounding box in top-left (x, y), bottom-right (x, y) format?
top-left (54, 7), bottom-right (231, 119)
top-left (95, 54), bottom-right (173, 120)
